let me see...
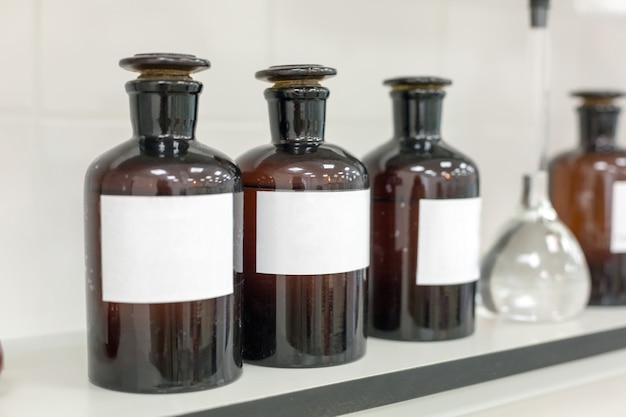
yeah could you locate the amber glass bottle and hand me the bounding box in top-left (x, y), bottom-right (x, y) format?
top-left (238, 65), bottom-right (369, 367)
top-left (84, 53), bottom-right (242, 393)
top-left (549, 91), bottom-right (626, 305)
top-left (363, 77), bottom-right (481, 341)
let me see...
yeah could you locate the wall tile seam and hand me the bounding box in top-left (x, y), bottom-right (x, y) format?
top-left (32, 0), bottom-right (43, 122)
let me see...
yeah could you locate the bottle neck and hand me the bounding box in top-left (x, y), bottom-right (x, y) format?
top-left (578, 105), bottom-right (619, 151)
top-left (391, 89), bottom-right (444, 140)
top-left (127, 80), bottom-right (201, 142)
top-left (521, 170), bottom-right (557, 220)
top-left (265, 86), bottom-right (328, 149)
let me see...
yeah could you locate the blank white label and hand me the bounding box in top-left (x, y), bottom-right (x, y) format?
top-left (417, 197), bottom-right (481, 286)
top-left (611, 182), bottom-right (626, 253)
top-left (256, 189), bottom-right (370, 275)
top-left (234, 192), bottom-right (243, 273)
top-left (101, 194), bottom-right (234, 303)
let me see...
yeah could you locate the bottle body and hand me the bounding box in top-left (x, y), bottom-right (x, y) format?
top-left (365, 140), bottom-right (479, 340)
top-left (85, 139), bottom-right (243, 393)
top-left (238, 144), bottom-right (368, 367)
top-left (550, 150), bottom-right (626, 305)
top-left (84, 54), bottom-right (242, 393)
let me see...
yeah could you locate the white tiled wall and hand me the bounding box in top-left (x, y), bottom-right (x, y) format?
top-left (1, 0), bottom-right (626, 339)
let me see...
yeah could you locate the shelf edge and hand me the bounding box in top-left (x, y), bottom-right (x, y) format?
top-left (180, 326), bottom-right (626, 417)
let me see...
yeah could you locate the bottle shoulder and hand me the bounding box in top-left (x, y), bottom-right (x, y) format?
top-left (238, 143), bottom-right (365, 168)
top-left (550, 148), bottom-right (626, 170)
top-left (364, 139), bottom-right (479, 200)
top-left (549, 148), bottom-right (584, 165)
top-left (236, 143), bottom-right (368, 190)
top-left (363, 139), bottom-right (479, 177)
top-left (85, 138), bottom-right (241, 195)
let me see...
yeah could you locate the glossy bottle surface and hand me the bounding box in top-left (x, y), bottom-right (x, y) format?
top-left (238, 65), bottom-right (369, 367)
top-left (363, 77), bottom-right (480, 341)
top-left (84, 54), bottom-right (242, 393)
top-left (549, 91), bottom-right (626, 305)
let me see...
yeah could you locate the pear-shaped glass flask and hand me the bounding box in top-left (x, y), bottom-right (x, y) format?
top-left (479, 171), bottom-right (590, 322)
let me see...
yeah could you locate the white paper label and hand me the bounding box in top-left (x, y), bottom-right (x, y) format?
top-left (611, 182), bottom-right (626, 253)
top-left (234, 192), bottom-right (243, 273)
top-left (416, 197), bottom-right (481, 286)
top-left (101, 193), bottom-right (234, 303)
top-left (256, 189), bottom-right (370, 275)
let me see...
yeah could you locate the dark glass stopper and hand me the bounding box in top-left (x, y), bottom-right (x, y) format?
top-left (573, 90), bottom-right (622, 150)
top-left (572, 90), bottom-right (625, 99)
top-left (384, 77), bottom-right (452, 89)
top-left (119, 53), bottom-right (210, 74)
top-left (573, 90), bottom-right (625, 106)
top-left (530, 0), bottom-right (549, 28)
top-left (255, 65), bottom-right (336, 83)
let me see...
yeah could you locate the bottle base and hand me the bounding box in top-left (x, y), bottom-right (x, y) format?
top-left (243, 349), bottom-right (366, 368)
top-left (88, 367), bottom-right (242, 394)
top-left (588, 296), bottom-right (626, 306)
top-left (369, 327), bottom-right (475, 342)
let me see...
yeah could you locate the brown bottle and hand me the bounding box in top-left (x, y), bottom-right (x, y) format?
top-left (238, 65), bottom-right (369, 367)
top-left (84, 53), bottom-right (242, 393)
top-left (363, 77), bottom-right (480, 341)
top-left (549, 91), bottom-right (626, 305)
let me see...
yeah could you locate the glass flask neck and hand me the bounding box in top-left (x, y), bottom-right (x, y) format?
top-left (577, 105), bottom-right (620, 151)
top-left (126, 80), bottom-right (201, 143)
top-left (521, 170), bottom-right (557, 220)
top-left (391, 89), bottom-right (444, 141)
top-left (265, 85), bottom-right (328, 150)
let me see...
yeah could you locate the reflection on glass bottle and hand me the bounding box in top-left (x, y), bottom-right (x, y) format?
top-left (84, 53), bottom-right (242, 393)
top-left (549, 91), bottom-right (626, 305)
top-left (104, 303), bottom-right (120, 358)
top-left (364, 77), bottom-right (481, 341)
top-left (238, 65), bottom-right (369, 367)
top-left (480, 171), bottom-right (590, 321)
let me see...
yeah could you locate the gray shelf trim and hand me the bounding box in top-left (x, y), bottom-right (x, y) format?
top-left (179, 326), bottom-right (626, 417)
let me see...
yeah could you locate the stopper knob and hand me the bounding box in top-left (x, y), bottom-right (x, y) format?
top-left (119, 53), bottom-right (210, 74)
top-left (255, 65), bottom-right (336, 83)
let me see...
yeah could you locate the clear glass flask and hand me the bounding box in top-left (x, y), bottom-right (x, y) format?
top-left (479, 171), bottom-right (590, 321)
top-left (479, 0), bottom-right (590, 323)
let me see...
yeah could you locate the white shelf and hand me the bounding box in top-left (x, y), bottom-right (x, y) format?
top-left (343, 349), bottom-right (626, 416)
top-left (2, 307), bottom-right (626, 417)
